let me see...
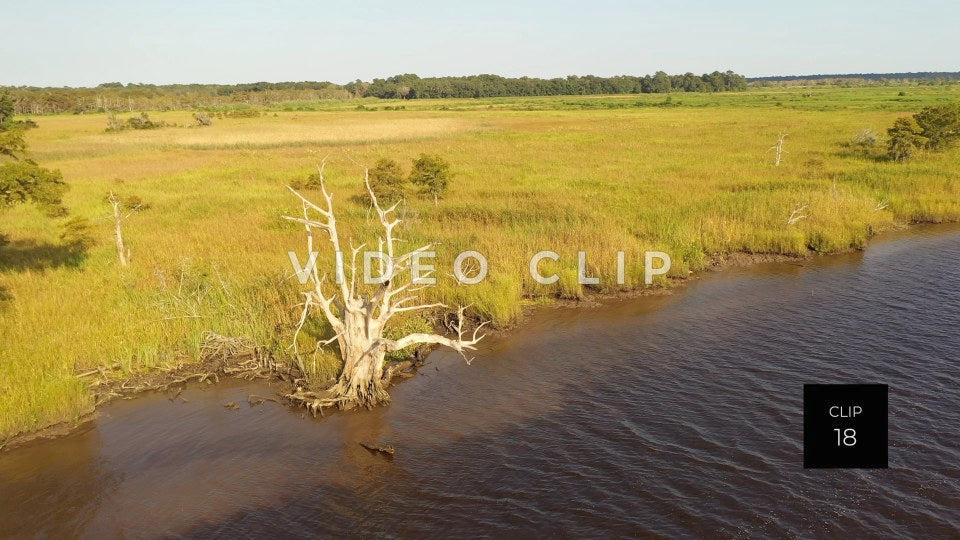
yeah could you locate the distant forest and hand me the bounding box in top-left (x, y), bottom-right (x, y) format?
top-left (350, 71), bottom-right (747, 99)
top-left (749, 72), bottom-right (960, 89)
top-left (2, 71), bottom-right (747, 115)
top-left (749, 71), bottom-right (960, 82)
top-left (4, 70), bottom-right (957, 115)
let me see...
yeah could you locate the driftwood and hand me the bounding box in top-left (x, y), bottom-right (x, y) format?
top-left (246, 394), bottom-right (280, 407)
top-left (201, 332), bottom-right (256, 362)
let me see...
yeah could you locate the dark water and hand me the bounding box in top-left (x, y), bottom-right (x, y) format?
top-left (2, 226), bottom-right (959, 538)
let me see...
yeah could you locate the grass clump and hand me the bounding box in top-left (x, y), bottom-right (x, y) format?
top-left (106, 112), bottom-right (167, 132)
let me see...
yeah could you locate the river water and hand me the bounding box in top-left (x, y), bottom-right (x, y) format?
top-left (2, 226), bottom-right (959, 538)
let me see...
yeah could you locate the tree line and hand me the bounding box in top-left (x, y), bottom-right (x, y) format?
top-left (349, 71), bottom-right (747, 99)
top-left (2, 71), bottom-right (747, 114)
top-left (750, 71), bottom-right (960, 82)
top-left (750, 72), bottom-right (960, 88)
top-left (1, 82), bottom-right (351, 115)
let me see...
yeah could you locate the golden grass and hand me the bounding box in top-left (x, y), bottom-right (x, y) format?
top-left (2, 86), bottom-right (959, 440)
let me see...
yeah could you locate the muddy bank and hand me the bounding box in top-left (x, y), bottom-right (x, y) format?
top-left (0, 220), bottom-right (952, 449)
top-left (1, 332), bottom-right (431, 451)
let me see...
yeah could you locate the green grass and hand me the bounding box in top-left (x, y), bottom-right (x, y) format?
top-left (2, 85), bottom-right (959, 441)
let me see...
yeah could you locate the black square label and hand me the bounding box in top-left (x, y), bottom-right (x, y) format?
top-left (803, 384), bottom-right (888, 469)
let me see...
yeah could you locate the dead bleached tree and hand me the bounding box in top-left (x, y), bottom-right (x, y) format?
top-left (107, 191), bottom-right (139, 266)
top-left (769, 132), bottom-right (788, 166)
top-left (786, 203), bottom-right (808, 225)
top-left (284, 161), bottom-right (487, 411)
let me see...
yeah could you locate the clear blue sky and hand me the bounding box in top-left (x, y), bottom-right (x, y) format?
top-left (4, 0), bottom-right (958, 87)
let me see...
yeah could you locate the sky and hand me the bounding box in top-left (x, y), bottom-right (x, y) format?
top-left (3, 0), bottom-right (958, 87)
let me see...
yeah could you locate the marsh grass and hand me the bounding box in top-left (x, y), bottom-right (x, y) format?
top-left (2, 86), bottom-right (959, 439)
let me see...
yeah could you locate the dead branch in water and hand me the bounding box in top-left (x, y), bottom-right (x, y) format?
top-left (360, 442), bottom-right (396, 458)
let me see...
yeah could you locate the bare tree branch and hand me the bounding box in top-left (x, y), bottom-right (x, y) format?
top-left (787, 203), bottom-right (808, 225)
top-left (768, 132), bottom-right (788, 166)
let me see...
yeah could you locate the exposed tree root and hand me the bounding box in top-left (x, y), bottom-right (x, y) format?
top-left (283, 353), bottom-right (427, 417)
top-left (71, 326), bottom-right (436, 425)
top-left (81, 332), bottom-right (304, 409)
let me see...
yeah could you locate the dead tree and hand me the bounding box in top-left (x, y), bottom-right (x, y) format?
top-left (786, 203), bottom-right (808, 225)
top-left (769, 132), bottom-right (787, 166)
top-left (284, 161), bottom-right (487, 411)
top-left (107, 192), bottom-right (138, 266)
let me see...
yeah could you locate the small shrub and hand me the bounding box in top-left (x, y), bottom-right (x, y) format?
top-left (367, 158), bottom-right (407, 203)
top-left (127, 112), bottom-right (164, 129)
top-left (887, 118), bottom-right (924, 162)
top-left (222, 108), bottom-right (260, 118)
top-left (885, 103), bottom-right (960, 161)
top-left (60, 216), bottom-right (97, 254)
top-left (914, 103), bottom-right (960, 151)
top-left (290, 171), bottom-right (324, 191)
top-left (193, 112), bottom-right (213, 126)
top-left (102, 192), bottom-right (150, 211)
top-left (123, 194), bottom-right (150, 210)
top-left (105, 114), bottom-right (124, 132)
top-left (853, 128), bottom-right (878, 148)
top-left (409, 153), bottom-right (453, 205)
top-left (106, 112), bottom-right (166, 132)
top-left (0, 162), bottom-right (68, 216)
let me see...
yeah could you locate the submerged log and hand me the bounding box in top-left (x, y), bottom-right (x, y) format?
top-left (360, 442), bottom-right (396, 457)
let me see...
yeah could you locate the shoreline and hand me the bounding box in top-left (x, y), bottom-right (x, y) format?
top-left (2, 219), bottom-right (955, 452)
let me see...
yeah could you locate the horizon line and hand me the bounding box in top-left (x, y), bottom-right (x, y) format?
top-left (4, 70), bottom-right (960, 91)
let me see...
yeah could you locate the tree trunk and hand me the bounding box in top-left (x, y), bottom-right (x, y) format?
top-left (330, 311), bottom-right (389, 408)
top-left (333, 348), bottom-right (388, 409)
top-left (114, 219), bottom-right (129, 266)
top-left (109, 193), bottom-right (130, 266)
